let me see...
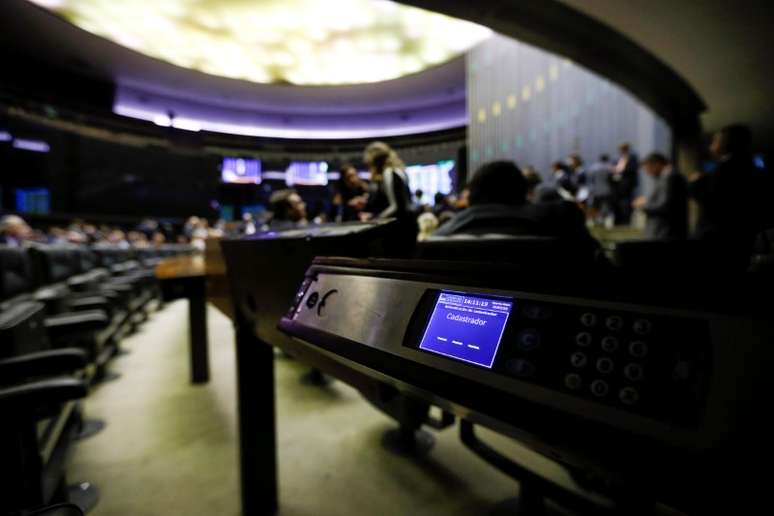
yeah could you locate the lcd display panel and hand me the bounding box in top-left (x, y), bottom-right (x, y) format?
top-left (15, 188), bottom-right (50, 215)
top-left (405, 160), bottom-right (454, 205)
top-left (222, 157), bottom-right (262, 184)
top-left (418, 291), bottom-right (513, 368)
top-left (286, 161), bottom-right (328, 186)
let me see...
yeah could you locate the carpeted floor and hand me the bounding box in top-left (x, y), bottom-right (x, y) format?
top-left (67, 300), bottom-right (587, 516)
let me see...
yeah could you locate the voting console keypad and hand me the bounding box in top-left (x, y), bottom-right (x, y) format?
top-left (291, 277), bottom-right (710, 427)
top-left (491, 301), bottom-right (709, 425)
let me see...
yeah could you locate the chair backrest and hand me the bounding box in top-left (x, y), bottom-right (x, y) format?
top-left (73, 247), bottom-right (99, 273)
top-left (418, 234), bottom-right (601, 268)
top-left (0, 301), bottom-right (50, 359)
top-left (92, 245), bottom-right (133, 267)
top-left (29, 246), bottom-right (79, 286)
top-left (0, 246), bottom-right (35, 300)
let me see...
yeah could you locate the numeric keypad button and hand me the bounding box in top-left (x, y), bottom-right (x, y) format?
top-left (606, 315), bottom-right (624, 331)
top-left (596, 357), bottom-right (614, 374)
top-left (570, 352), bottom-right (588, 368)
top-left (629, 341), bottom-right (649, 358)
top-left (623, 363), bottom-right (644, 382)
top-left (564, 373), bottom-right (582, 390)
top-left (591, 379), bottom-right (609, 397)
top-left (633, 319), bottom-right (652, 335)
top-left (601, 336), bottom-right (619, 352)
top-left (580, 312), bottom-right (597, 327)
top-left (575, 332), bottom-right (592, 347)
top-left (619, 387), bottom-right (640, 405)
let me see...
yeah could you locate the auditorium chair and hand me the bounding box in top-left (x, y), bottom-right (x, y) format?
top-left (0, 247), bottom-right (116, 380)
top-left (91, 245), bottom-right (158, 320)
top-left (0, 300), bottom-right (95, 514)
top-left (418, 234), bottom-right (609, 270)
top-left (612, 239), bottom-right (753, 272)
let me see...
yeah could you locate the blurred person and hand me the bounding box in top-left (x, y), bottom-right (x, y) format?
top-left (569, 154), bottom-right (587, 187)
top-left (611, 143), bottom-right (639, 224)
top-left (587, 154), bottom-right (614, 225)
top-left (241, 212), bottom-right (257, 235)
top-left (184, 216), bottom-right (201, 240)
top-left (128, 231), bottom-right (149, 248)
top-left (522, 167), bottom-right (543, 203)
top-left (107, 228), bottom-right (130, 248)
top-left (0, 215), bottom-right (33, 246)
top-left (361, 142), bottom-right (413, 221)
top-left (152, 231), bottom-right (166, 246)
top-left (414, 188), bottom-right (425, 206)
top-left (362, 142), bottom-right (417, 251)
top-left (332, 164), bottom-right (367, 222)
top-left (434, 161), bottom-right (598, 252)
top-left (417, 212), bottom-right (439, 241)
top-left (48, 226), bottom-right (69, 245)
top-left (456, 188), bottom-right (470, 210)
top-left (268, 189), bottom-right (308, 231)
top-left (550, 161), bottom-right (577, 200)
top-left (689, 124), bottom-right (769, 265)
top-left (632, 153), bottom-right (687, 239)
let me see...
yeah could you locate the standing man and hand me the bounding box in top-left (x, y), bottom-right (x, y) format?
top-left (688, 124), bottom-right (767, 269)
top-left (586, 154), bottom-right (614, 226)
top-left (633, 153), bottom-right (687, 239)
top-left (611, 143), bottom-right (639, 225)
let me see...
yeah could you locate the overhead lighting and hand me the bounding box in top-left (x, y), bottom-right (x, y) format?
top-left (28, 0), bottom-right (490, 86)
top-left (0, 131), bottom-right (12, 142)
top-left (113, 102), bottom-right (465, 140)
top-left (13, 138), bottom-right (50, 152)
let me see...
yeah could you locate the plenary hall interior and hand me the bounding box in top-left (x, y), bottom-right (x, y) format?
top-left (1, 1), bottom-right (773, 515)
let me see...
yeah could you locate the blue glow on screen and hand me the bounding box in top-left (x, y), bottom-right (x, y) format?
top-left (222, 157), bottom-right (262, 184)
top-left (286, 161), bottom-right (329, 186)
top-left (405, 160), bottom-right (455, 205)
top-left (419, 291), bottom-right (513, 368)
top-left (15, 188), bottom-right (50, 214)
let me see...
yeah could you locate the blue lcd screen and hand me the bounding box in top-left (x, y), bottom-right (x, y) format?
top-left (418, 291), bottom-right (513, 368)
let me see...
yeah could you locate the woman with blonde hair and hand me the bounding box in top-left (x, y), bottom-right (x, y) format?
top-left (361, 141), bottom-right (418, 251)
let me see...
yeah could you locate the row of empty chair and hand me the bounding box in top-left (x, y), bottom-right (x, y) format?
top-left (0, 243), bottom-right (194, 515)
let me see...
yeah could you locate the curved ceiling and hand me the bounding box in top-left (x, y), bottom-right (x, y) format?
top-left (401, 0), bottom-right (774, 149)
top-left (3, 0), bottom-right (483, 138)
top-left (557, 0), bottom-right (774, 145)
top-left (28, 0), bottom-right (489, 86)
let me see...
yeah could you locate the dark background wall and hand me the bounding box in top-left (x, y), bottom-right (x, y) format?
top-left (0, 109), bottom-right (465, 222)
top-left (0, 115), bottom-right (221, 218)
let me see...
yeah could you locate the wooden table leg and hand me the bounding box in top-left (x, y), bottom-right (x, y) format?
top-left (235, 321), bottom-right (278, 515)
top-left (188, 277), bottom-right (210, 384)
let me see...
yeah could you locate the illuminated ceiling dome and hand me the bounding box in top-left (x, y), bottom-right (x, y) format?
top-left (29, 0), bottom-right (490, 86)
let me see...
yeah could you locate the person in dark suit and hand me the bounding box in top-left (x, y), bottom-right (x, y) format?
top-left (267, 189), bottom-right (308, 231)
top-left (632, 153), bottom-right (687, 239)
top-left (433, 161), bottom-right (599, 255)
top-left (611, 143), bottom-right (639, 224)
top-left (689, 124), bottom-right (768, 268)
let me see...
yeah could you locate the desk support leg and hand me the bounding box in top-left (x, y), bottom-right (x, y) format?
top-left (188, 278), bottom-right (210, 384)
top-left (236, 323), bottom-right (278, 515)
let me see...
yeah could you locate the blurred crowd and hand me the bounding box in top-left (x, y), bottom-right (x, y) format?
top-left (2, 125), bottom-right (771, 267)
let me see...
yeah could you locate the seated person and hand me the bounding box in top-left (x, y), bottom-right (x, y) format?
top-left (433, 161), bottom-right (598, 249)
top-left (267, 189), bottom-right (308, 231)
top-left (0, 215), bottom-right (33, 247)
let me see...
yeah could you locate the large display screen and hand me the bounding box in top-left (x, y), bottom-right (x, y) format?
top-left (418, 291), bottom-right (513, 368)
top-left (286, 161), bottom-right (329, 186)
top-left (15, 188), bottom-right (50, 215)
top-left (405, 160), bottom-right (455, 205)
top-left (221, 157), bottom-right (262, 184)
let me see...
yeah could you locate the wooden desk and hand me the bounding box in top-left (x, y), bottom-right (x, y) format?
top-left (155, 255), bottom-right (210, 384)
